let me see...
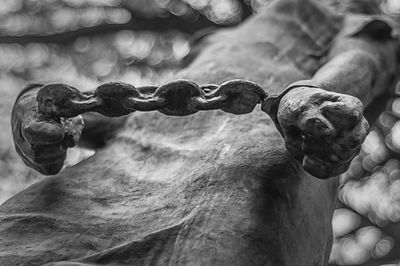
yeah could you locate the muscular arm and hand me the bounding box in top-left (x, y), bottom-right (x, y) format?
top-left (312, 20), bottom-right (398, 106)
top-left (13, 18), bottom-right (397, 178)
top-left (271, 19), bottom-right (399, 178)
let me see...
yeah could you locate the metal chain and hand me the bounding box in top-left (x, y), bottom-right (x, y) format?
top-left (37, 79), bottom-right (274, 118)
top-left (32, 79), bottom-right (361, 179)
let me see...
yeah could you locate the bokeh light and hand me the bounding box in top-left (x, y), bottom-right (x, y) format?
top-left (2, 1), bottom-right (400, 266)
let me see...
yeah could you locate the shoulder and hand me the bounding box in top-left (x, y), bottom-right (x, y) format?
top-left (343, 14), bottom-right (399, 41)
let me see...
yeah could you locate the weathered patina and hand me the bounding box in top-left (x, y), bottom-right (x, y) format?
top-left (27, 77), bottom-right (366, 179)
top-left (2, 0), bottom-right (399, 265)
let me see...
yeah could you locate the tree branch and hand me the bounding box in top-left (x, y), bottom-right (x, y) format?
top-left (0, 14), bottom-right (229, 44)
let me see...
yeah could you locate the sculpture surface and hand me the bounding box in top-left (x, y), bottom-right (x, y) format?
top-left (26, 78), bottom-right (367, 179)
top-left (2, 0), bottom-right (399, 265)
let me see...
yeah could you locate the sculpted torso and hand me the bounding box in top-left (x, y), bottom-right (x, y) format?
top-left (1, 0), bottom-right (398, 265)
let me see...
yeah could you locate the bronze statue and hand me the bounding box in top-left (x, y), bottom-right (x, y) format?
top-left (2, 0), bottom-right (399, 265)
top-left (17, 77), bottom-right (366, 179)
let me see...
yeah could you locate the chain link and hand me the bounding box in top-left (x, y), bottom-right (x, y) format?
top-left (37, 79), bottom-right (272, 118)
top-left (29, 79), bottom-right (366, 179)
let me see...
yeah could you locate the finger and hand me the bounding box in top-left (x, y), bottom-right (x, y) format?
top-left (370, 144), bottom-right (390, 166)
top-left (337, 236), bottom-right (370, 265)
top-left (301, 132), bottom-right (361, 167)
top-left (355, 226), bottom-right (382, 251)
top-left (33, 144), bottom-right (66, 175)
top-left (361, 130), bottom-right (390, 171)
top-left (300, 113), bottom-right (335, 137)
top-left (31, 144), bottom-right (67, 166)
top-left (300, 112), bottom-right (367, 162)
top-left (382, 159), bottom-right (400, 176)
top-left (346, 155), bottom-right (365, 179)
top-left (389, 97), bottom-right (400, 118)
top-left (340, 116), bottom-right (369, 150)
top-left (372, 236), bottom-right (394, 259)
top-left (39, 159), bottom-right (65, 175)
top-left (24, 154), bottom-right (65, 175)
top-left (362, 129), bottom-right (384, 154)
top-left (388, 121), bottom-right (400, 153)
top-left (21, 117), bottom-right (65, 145)
top-left (376, 111), bottom-right (397, 136)
top-left (15, 142), bottom-right (66, 175)
top-left (320, 97), bottom-right (362, 131)
top-left (332, 208), bottom-right (361, 237)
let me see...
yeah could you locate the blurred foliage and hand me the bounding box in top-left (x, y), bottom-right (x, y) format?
top-left (0, 0), bottom-right (272, 84)
top-left (0, 0), bottom-right (255, 38)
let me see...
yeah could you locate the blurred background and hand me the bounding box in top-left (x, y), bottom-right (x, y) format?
top-left (1, 0), bottom-right (400, 265)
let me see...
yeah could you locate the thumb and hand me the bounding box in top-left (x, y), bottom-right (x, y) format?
top-left (22, 117), bottom-right (65, 145)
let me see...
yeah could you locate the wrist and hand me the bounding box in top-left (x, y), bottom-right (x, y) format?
top-left (14, 84), bottom-right (43, 113)
top-left (16, 84), bottom-right (43, 101)
top-left (261, 80), bottom-right (321, 135)
top-left (281, 85), bottom-right (323, 104)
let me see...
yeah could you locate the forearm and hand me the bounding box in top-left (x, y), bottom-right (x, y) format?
top-left (311, 37), bottom-right (398, 107)
top-left (312, 50), bottom-right (379, 105)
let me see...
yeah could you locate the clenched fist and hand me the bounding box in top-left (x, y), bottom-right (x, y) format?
top-left (11, 84), bottom-right (84, 175)
top-left (274, 84), bottom-right (369, 179)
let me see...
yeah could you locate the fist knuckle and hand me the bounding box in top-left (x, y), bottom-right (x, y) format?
top-left (31, 144), bottom-right (65, 165)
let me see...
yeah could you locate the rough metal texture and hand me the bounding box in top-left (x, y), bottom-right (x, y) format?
top-left (11, 85), bottom-right (84, 175)
top-left (37, 80), bottom-right (267, 117)
top-left (31, 78), bottom-right (367, 179)
top-left (2, 0), bottom-right (399, 265)
top-left (266, 82), bottom-right (368, 179)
